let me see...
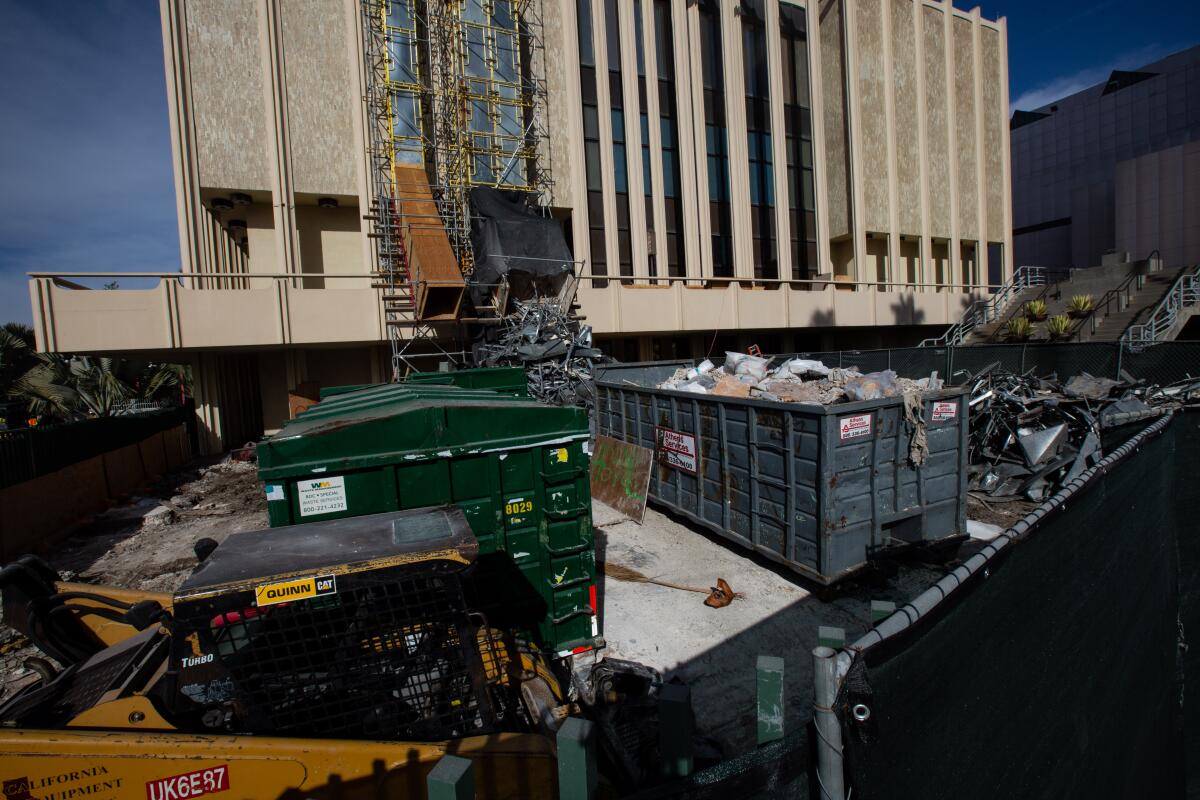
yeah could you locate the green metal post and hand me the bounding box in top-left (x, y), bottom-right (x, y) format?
top-left (659, 682), bottom-right (694, 777)
top-left (757, 655), bottom-right (785, 745)
top-left (817, 625), bottom-right (846, 649)
top-left (427, 755), bottom-right (473, 800)
top-left (557, 716), bottom-right (597, 800)
top-left (871, 600), bottom-right (897, 625)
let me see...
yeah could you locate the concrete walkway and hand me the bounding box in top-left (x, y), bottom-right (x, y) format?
top-left (593, 499), bottom-right (943, 756)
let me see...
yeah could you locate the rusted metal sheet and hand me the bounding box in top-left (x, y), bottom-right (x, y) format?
top-left (394, 164), bottom-right (464, 321)
top-left (590, 435), bottom-right (653, 523)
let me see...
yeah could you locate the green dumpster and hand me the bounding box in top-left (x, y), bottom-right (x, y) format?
top-left (257, 382), bottom-right (597, 655)
top-left (404, 366), bottom-right (529, 397)
top-left (319, 367), bottom-right (528, 401)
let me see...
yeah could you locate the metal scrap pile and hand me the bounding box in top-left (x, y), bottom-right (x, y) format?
top-left (657, 353), bottom-right (944, 404)
top-left (966, 368), bottom-right (1195, 502)
top-left (475, 297), bottom-right (603, 405)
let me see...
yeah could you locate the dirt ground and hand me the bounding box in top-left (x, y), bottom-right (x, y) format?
top-left (1, 456), bottom-right (980, 759)
top-left (966, 493), bottom-right (1033, 530)
top-left (1, 458), bottom-right (267, 697)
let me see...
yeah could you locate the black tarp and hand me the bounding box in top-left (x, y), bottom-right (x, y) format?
top-left (468, 187), bottom-right (572, 313)
top-left (838, 416), bottom-right (1185, 799)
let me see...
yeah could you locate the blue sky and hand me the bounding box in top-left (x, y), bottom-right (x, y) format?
top-left (0, 1), bottom-right (1197, 326)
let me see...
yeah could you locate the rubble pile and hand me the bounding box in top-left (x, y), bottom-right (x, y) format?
top-left (475, 297), bottom-right (604, 405)
top-left (966, 369), bottom-right (1196, 502)
top-left (657, 353), bottom-right (944, 405)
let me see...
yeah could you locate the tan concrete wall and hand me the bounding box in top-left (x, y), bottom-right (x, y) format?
top-left (186, 0), bottom-right (271, 192)
top-left (280, 0), bottom-right (358, 197)
top-left (921, 5), bottom-right (950, 240)
top-left (245, 202), bottom-right (280, 277)
top-left (854, 0), bottom-right (889, 234)
top-left (820, 0), bottom-right (852, 240)
top-left (138, 432), bottom-right (168, 479)
top-left (0, 425), bottom-right (192, 559)
top-left (295, 205), bottom-right (366, 283)
top-left (257, 351), bottom-right (291, 432)
top-left (542, 0), bottom-right (574, 207)
top-left (980, 26), bottom-right (1005, 243)
top-left (952, 16), bottom-right (978, 241)
top-left (576, 281), bottom-right (987, 333)
top-left (891, 0), bottom-right (920, 237)
top-left (0, 457), bottom-right (108, 560)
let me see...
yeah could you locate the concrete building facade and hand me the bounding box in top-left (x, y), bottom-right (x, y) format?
top-left (28, 0), bottom-right (1012, 452)
top-left (1011, 45), bottom-right (1200, 271)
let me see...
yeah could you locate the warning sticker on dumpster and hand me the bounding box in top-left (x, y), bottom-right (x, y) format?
top-left (655, 427), bottom-right (698, 474)
top-left (838, 413), bottom-right (872, 441)
top-left (932, 401), bottom-right (958, 421)
top-left (297, 475), bottom-right (348, 516)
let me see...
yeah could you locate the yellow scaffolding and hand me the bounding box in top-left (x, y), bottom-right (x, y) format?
top-left (362, 0), bottom-right (553, 376)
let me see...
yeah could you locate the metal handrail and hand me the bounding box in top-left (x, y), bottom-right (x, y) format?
top-left (1122, 264), bottom-right (1200, 350)
top-left (919, 266), bottom-right (1062, 347)
top-left (1068, 268), bottom-right (1143, 342)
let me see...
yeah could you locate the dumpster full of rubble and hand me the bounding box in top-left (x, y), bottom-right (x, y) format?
top-left (594, 355), bottom-right (968, 584)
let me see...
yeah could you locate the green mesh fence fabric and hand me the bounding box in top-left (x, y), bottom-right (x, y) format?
top-left (1176, 413), bottom-right (1200, 797)
top-left (837, 415), bottom-right (1187, 799)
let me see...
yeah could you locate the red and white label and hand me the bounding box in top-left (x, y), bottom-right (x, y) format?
top-left (931, 401), bottom-right (958, 421)
top-left (839, 413), bottom-right (872, 441)
top-left (656, 427), bottom-right (698, 474)
top-left (147, 766), bottom-right (229, 800)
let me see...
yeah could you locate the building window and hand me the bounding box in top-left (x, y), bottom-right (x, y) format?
top-left (604, 0), bottom-right (634, 280)
top-left (699, 0), bottom-right (733, 278)
top-left (742, 0), bottom-right (776, 280)
top-left (578, 0), bottom-right (607, 286)
top-left (780, 4), bottom-right (818, 280)
top-left (654, 0), bottom-right (686, 277)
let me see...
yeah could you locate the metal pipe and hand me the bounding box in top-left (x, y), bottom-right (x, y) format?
top-left (813, 645), bottom-right (845, 800)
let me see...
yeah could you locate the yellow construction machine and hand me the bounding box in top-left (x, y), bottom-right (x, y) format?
top-left (0, 508), bottom-right (658, 799)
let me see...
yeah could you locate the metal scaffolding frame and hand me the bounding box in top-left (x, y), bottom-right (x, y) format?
top-left (360, 0), bottom-right (554, 379)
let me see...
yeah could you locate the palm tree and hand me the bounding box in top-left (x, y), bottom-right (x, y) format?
top-left (4, 321), bottom-right (192, 422)
top-left (8, 352), bottom-right (82, 420)
top-left (140, 362), bottom-right (192, 402)
top-left (0, 322), bottom-right (36, 395)
top-left (69, 357), bottom-right (136, 417)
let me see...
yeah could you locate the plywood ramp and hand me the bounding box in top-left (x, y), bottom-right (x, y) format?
top-left (394, 164), bottom-right (464, 320)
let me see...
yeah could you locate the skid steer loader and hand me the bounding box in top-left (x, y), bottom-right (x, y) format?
top-left (0, 507), bottom-right (661, 799)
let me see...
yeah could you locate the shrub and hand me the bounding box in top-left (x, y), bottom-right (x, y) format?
top-left (1005, 316), bottom-right (1033, 340)
top-left (1023, 299), bottom-right (1048, 320)
top-left (1046, 314), bottom-right (1072, 338)
top-left (1068, 294), bottom-right (1095, 315)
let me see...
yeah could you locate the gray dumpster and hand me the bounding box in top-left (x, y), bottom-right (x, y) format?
top-left (594, 360), bottom-right (968, 584)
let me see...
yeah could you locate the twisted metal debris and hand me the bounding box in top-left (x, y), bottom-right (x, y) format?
top-left (475, 297), bottom-right (604, 405)
top-left (965, 365), bottom-right (1197, 502)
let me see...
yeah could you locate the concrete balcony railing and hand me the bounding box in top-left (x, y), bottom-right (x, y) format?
top-left (28, 273), bottom-right (387, 354)
top-left (28, 271), bottom-right (994, 355)
top-left (574, 275), bottom-right (994, 334)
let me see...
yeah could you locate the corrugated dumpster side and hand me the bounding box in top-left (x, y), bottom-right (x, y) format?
top-left (594, 361), bottom-right (968, 584)
top-left (256, 383), bottom-right (597, 654)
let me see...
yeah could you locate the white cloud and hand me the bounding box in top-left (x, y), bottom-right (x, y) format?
top-left (1010, 43), bottom-right (1179, 113)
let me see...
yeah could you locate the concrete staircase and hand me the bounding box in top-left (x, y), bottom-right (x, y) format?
top-left (960, 260), bottom-right (1190, 345)
top-left (1082, 266), bottom-right (1189, 341)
